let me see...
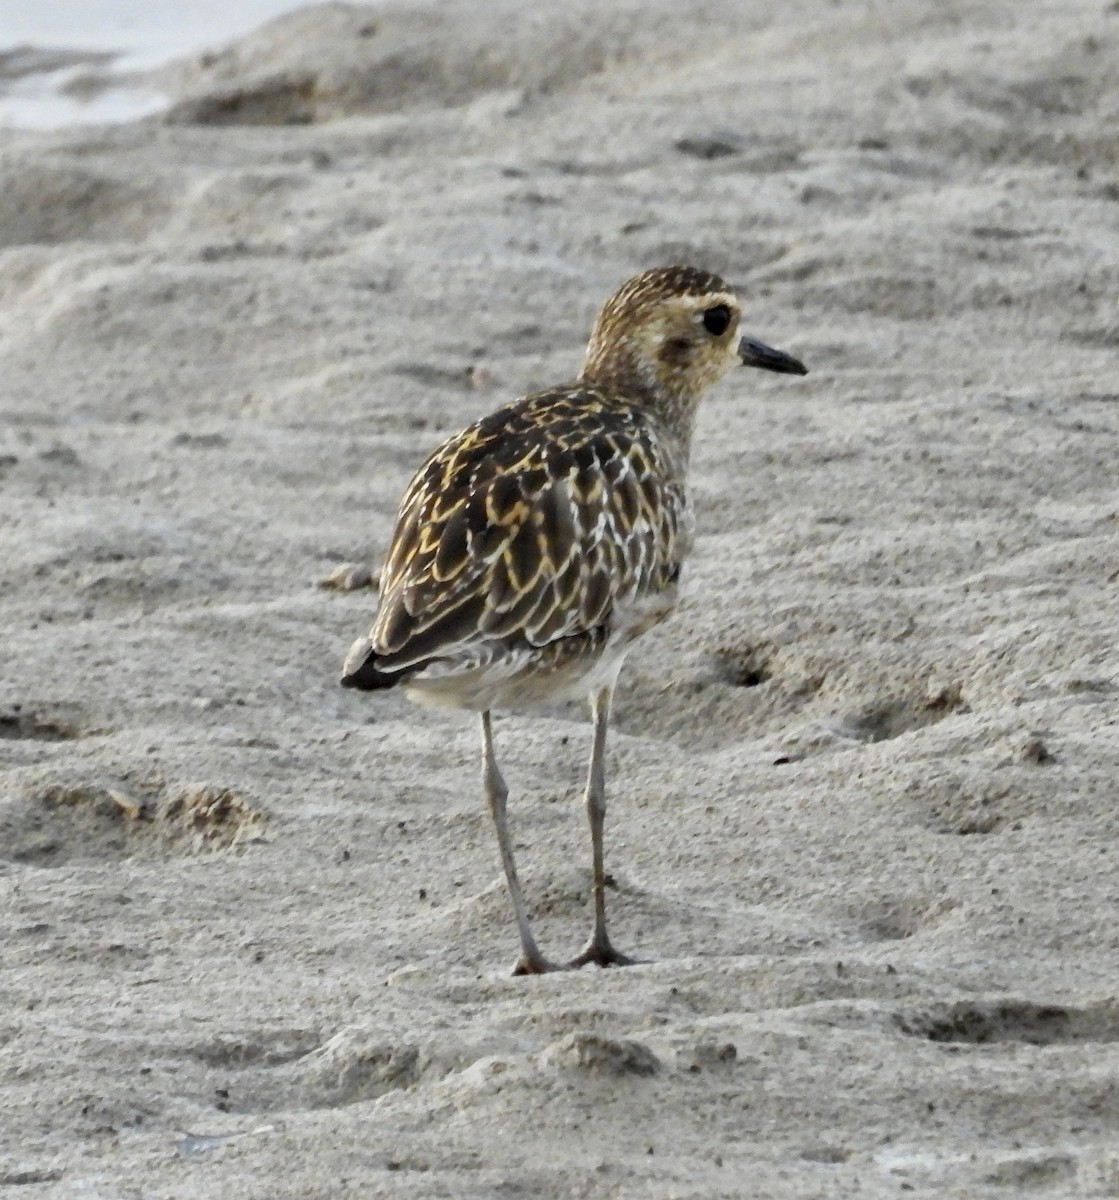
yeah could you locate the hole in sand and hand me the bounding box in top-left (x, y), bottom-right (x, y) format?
top-left (706, 642), bottom-right (776, 688)
top-left (833, 683), bottom-right (965, 743)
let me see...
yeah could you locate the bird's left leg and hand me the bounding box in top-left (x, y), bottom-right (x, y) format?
top-left (569, 683), bottom-right (636, 968)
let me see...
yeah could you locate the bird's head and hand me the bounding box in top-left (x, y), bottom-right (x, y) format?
top-left (580, 265), bottom-right (806, 434)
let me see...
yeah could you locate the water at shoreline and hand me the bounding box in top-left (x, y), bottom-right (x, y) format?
top-left (0, 0), bottom-right (318, 128)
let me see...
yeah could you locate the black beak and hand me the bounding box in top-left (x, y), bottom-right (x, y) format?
top-left (737, 334), bottom-right (808, 376)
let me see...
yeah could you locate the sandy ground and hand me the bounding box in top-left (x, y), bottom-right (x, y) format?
top-left (2, 1), bottom-right (1119, 1196)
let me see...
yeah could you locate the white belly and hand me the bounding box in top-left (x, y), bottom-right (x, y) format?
top-left (404, 586), bottom-right (679, 713)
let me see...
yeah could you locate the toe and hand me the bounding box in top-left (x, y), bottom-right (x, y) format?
top-left (568, 942), bottom-right (637, 969)
top-left (512, 954), bottom-right (560, 975)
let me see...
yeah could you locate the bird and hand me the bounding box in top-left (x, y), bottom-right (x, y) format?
top-left (341, 265), bottom-right (807, 975)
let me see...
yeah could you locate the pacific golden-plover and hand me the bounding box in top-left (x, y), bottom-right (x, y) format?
top-left (342, 265), bottom-right (807, 974)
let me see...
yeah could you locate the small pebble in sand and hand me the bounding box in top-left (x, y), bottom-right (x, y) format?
top-left (318, 563), bottom-right (377, 591)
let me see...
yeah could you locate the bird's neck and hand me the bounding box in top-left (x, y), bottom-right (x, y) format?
top-left (579, 352), bottom-right (702, 460)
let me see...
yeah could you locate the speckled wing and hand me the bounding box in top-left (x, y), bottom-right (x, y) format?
top-left (352, 387), bottom-right (689, 681)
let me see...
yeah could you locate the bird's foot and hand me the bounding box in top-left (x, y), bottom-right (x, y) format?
top-left (568, 939), bottom-right (637, 969)
top-left (511, 952), bottom-right (561, 976)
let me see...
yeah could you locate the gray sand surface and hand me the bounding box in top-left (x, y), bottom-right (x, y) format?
top-left (2, 1), bottom-right (1118, 1196)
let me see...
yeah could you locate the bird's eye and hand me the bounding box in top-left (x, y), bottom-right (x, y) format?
top-left (702, 305), bottom-right (732, 336)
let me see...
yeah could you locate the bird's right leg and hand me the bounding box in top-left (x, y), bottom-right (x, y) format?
top-left (481, 711), bottom-right (555, 975)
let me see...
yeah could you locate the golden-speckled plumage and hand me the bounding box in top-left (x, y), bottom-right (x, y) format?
top-left (341, 265), bottom-right (807, 973)
top-left (342, 265), bottom-right (758, 708)
top-left (369, 386), bottom-right (689, 694)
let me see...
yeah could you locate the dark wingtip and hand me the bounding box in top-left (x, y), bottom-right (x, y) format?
top-left (340, 637), bottom-right (402, 690)
top-left (340, 656), bottom-right (400, 690)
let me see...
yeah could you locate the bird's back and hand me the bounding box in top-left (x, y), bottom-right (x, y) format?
top-left (341, 384), bottom-right (692, 706)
